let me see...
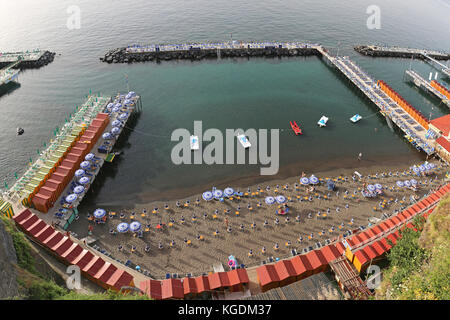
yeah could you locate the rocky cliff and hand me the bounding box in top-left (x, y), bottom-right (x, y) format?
top-left (0, 218), bottom-right (19, 299)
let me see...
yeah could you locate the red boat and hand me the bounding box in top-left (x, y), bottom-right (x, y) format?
top-left (290, 121), bottom-right (302, 135)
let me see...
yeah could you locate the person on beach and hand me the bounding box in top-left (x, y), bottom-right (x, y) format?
top-left (358, 152), bottom-right (362, 161)
top-left (225, 217), bottom-right (228, 228)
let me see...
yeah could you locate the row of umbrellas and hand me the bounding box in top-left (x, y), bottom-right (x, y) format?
top-left (117, 221), bottom-right (141, 233)
top-left (366, 184), bottom-right (383, 192)
top-left (265, 195), bottom-right (287, 205)
top-left (64, 153), bottom-right (96, 203)
top-left (202, 187), bottom-right (235, 201)
top-left (396, 179), bottom-right (418, 188)
top-left (300, 175), bottom-right (319, 185)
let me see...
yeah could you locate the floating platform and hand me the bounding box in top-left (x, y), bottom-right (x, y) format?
top-left (350, 114), bottom-right (362, 123)
top-left (190, 135), bottom-right (199, 150)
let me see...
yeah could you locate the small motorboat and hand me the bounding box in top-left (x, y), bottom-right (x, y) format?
top-left (350, 114), bottom-right (362, 123)
top-left (290, 121), bottom-right (303, 135)
top-left (317, 116), bottom-right (329, 127)
top-left (237, 134), bottom-right (251, 149)
top-left (17, 127), bottom-right (24, 135)
top-left (190, 135), bottom-right (199, 150)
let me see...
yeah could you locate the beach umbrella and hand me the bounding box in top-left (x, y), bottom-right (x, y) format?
top-left (130, 221), bottom-right (142, 232)
top-left (118, 113), bottom-right (128, 120)
top-left (112, 106), bottom-right (120, 113)
top-left (112, 120), bottom-right (122, 127)
top-left (202, 191), bottom-right (213, 201)
top-left (124, 99), bottom-right (133, 105)
top-left (85, 153), bottom-right (95, 161)
top-left (79, 176), bottom-right (90, 185)
top-left (404, 180), bottom-right (412, 187)
top-left (65, 193), bottom-right (77, 203)
top-left (419, 165), bottom-right (426, 172)
top-left (410, 179), bottom-right (418, 185)
top-left (213, 189), bottom-right (224, 199)
top-left (374, 183), bottom-right (383, 190)
top-left (75, 169), bottom-right (85, 178)
top-left (412, 166), bottom-right (420, 174)
top-left (93, 208), bottom-right (106, 219)
top-left (367, 184), bottom-right (376, 192)
top-left (73, 185), bottom-right (85, 194)
top-left (309, 175), bottom-right (319, 185)
top-left (275, 195), bottom-right (287, 204)
top-left (111, 127), bottom-right (120, 135)
top-left (424, 163), bottom-right (432, 171)
top-left (102, 132), bottom-right (112, 140)
top-left (117, 222), bottom-right (129, 233)
top-left (396, 181), bottom-right (404, 188)
top-left (107, 103), bottom-right (114, 110)
top-left (265, 196), bottom-right (275, 205)
top-left (80, 161), bottom-right (90, 169)
top-left (114, 103), bottom-right (122, 108)
top-left (224, 187), bottom-right (235, 197)
top-left (300, 177), bottom-right (310, 185)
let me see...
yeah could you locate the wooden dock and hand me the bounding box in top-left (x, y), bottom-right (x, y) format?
top-left (316, 45), bottom-right (436, 156)
top-left (405, 69), bottom-right (450, 108)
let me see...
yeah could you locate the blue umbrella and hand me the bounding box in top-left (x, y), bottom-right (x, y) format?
top-left (124, 99), bottom-right (133, 105)
top-left (85, 153), bottom-right (95, 161)
top-left (265, 196), bottom-right (275, 205)
top-left (130, 221), bottom-right (142, 232)
top-left (126, 92), bottom-right (136, 99)
top-left (224, 187), bottom-right (235, 197)
top-left (117, 222), bottom-right (129, 233)
top-left (112, 106), bottom-right (120, 113)
top-left (202, 191), bottom-right (213, 201)
top-left (80, 161), bottom-right (90, 169)
top-left (93, 208), bottom-right (106, 219)
top-left (65, 194), bottom-right (77, 203)
top-left (367, 184), bottom-right (376, 192)
top-left (410, 179), bottom-right (418, 185)
top-left (424, 163), bottom-right (432, 171)
top-left (112, 120), bottom-right (122, 127)
top-left (79, 176), bottom-right (90, 185)
top-left (412, 166), bottom-right (420, 174)
top-left (114, 103), bottom-right (122, 108)
top-left (107, 103), bottom-right (114, 110)
top-left (300, 177), bottom-right (310, 185)
top-left (419, 165), bottom-right (426, 172)
top-left (309, 176), bottom-right (319, 185)
top-left (213, 189), bottom-right (224, 199)
top-left (119, 113), bottom-right (128, 120)
top-left (396, 181), bottom-right (404, 188)
top-left (404, 180), bottom-right (412, 187)
top-left (102, 132), bottom-right (112, 140)
top-left (276, 195), bottom-right (287, 204)
top-left (111, 127), bottom-right (120, 135)
top-left (75, 169), bottom-right (85, 178)
top-left (73, 185), bottom-right (85, 194)
top-left (374, 183), bottom-right (383, 190)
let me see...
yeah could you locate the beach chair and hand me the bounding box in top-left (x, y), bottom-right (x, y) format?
top-left (165, 273), bottom-right (171, 279)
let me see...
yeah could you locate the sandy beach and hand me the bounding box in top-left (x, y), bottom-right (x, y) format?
top-left (69, 159), bottom-right (448, 279)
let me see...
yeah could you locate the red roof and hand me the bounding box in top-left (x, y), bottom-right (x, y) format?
top-left (73, 250), bottom-right (95, 269)
top-left (83, 256), bottom-right (105, 276)
top-left (140, 279), bottom-right (162, 300)
top-left (63, 245), bottom-right (84, 263)
top-left (390, 216), bottom-right (401, 226)
top-left (183, 277), bottom-right (198, 295)
top-left (96, 263), bottom-right (119, 283)
top-left (194, 276), bottom-right (210, 293)
top-left (335, 242), bottom-right (346, 254)
top-left (54, 238), bottom-right (75, 256)
top-left (273, 260), bottom-right (296, 281)
top-left (357, 232), bottom-right (371, 244)
top-left (371, 225), bottom-right (384, 236)
top-left (430, 114), bottom-right (450, 136)
top-left (364, 228), bottom-right (377, 240)
top-left (436, 136), bottom-right (450, 153)
top-left (106, 269), bottom-right (134, 291)
top-left (227, 268), bottom-right (249, 286)
top-left (354, 250), bottom-right (370, 266)
top-left (208, 272), bottom-right (230, 290)
top-left (21, 215), bottom-right (39, 230)
top-left (256, 265), bottom-right (280, 287)
top-left (379, 238), bottom-right (392, 250)
top-left (28, 220), bottom-right (46, 236)
top-left (161, 278), bottom-right (184, 299)
top-left (383, 219), bottom-right (395, 230)
top-left (306, 250), bottom-right (328, 270)
top-left (13, 209), bottom-right (33, 224)
top-left (371, 241), bottom-right (387, 256)
top-left (362, 245), bottom-right (379, 260)
top-left (349, 234), bottom-right (363, 247)
top-left (36, 228), bottom-right (57, 243)
top-left (320, 244), bottom-right (341, 263)
top-left (43, 232), bottom-right (64, 248)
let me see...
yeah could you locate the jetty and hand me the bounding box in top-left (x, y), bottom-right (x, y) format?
top-left (101, 41), bottom-right (320, 63)
top-left (0, 50), bottom-right (56, 69)
top-left (315, 46), bottom-right (437, 156)
top-left (0, 61), bottom-right (20, 87)
top-left (354, 45), bottom-right (450, 60)
top-left (405, 69), bottom-right (450, 108)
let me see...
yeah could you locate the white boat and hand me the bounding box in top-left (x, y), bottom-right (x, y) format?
top-left (317, 116), bottom-right (329, 127)
top-left (350, 114), bottom-right (362, 123)
top-left (237, 134), bottom-right (251, 148)
top-left (190, 135), bottom-right (199, 150)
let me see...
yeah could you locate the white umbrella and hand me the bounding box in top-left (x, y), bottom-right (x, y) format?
top-left (117, 223), bottom-right (129, 233)
top-left (93, 208), bottom-right (106, 219)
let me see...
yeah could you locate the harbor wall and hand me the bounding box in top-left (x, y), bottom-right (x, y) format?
top-left (0, 51), bottom-right (56, 69)
top-left (354, 45), bottom-right (450, 60)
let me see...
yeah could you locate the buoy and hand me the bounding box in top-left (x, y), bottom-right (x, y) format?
top-left (17, 127), bottom-right (24, 135)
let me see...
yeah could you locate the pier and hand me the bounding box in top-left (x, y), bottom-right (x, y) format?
top-left (0, 50), bottom-right (56, 69)
top-left (0, 61), bottom-right (20, 87)
top-left (354, 45), bottom-right (450, 60)
top-left (101, 41), bottom-right (320, 63)
top-left (316, 46), bottom-right (437, 157)
top-left (405, 69), bottom-right (450, 108)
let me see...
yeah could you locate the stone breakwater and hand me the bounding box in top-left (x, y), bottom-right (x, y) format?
top-left (354, 45), bottom-right (450, 60)
top-left (100, 47), bottom-right (320, 63)
top-left (0, 51), bottom-right (56, 69)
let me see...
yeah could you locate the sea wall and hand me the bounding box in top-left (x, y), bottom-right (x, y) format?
top-left (354, 45), bottom-right (450, 60)
top-left (0, 51), bottom-right (56, 69)
top-left (100, 47), bottom-right (320, 63)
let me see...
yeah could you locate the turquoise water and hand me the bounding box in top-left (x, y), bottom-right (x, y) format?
top-left (0, 0), bottom-right (449, 208)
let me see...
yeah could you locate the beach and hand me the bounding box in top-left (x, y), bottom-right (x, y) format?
top-left (68, 158), bottom-right (448, 279)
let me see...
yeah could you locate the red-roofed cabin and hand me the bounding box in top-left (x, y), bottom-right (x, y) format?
top-left (256, 264), bottom-right (280, 292)
top-left (320, 245), bottom-right (341, 264)
top-left (273, 260), bottom-right (297, 287)
top-left (194, 276), bottom-right (210, 294)
top-left (371, 241), bottom-right (387, 257)
top-left (429, 114), bottom-right (450, 139)
top-left (290, 254), bottom-right (313, 280)
top-left (335, 242), bottom-right (346, 255)
top-left (27, 220), bottom-right (46, 237)
top-left (13, 209), bottom-right (33, 224)
top-left (63, 245), bottom-right (84, 263)
top-left (73, 250), bottom-right (95, 270)
top-left (306, 250), bottom-right (328, 273)
top-left (54, 238), bottom-right (75, 256)
top-left (227, 268), bottom-right (250, 292)
top-left (353, 249), bottom-right (370, 273)
top-left (357, 232), bottom-right (371, 246)
top-left (161, 278), bottom-right (184, 300)
top-left (182, 277), bottom-right (198, 299)
top-left (106, 269), bottom-right (134, 292)
top-left (140, 279), bottom-right (162, 300)
top-left (207, 272), bottom-right (230, 291)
